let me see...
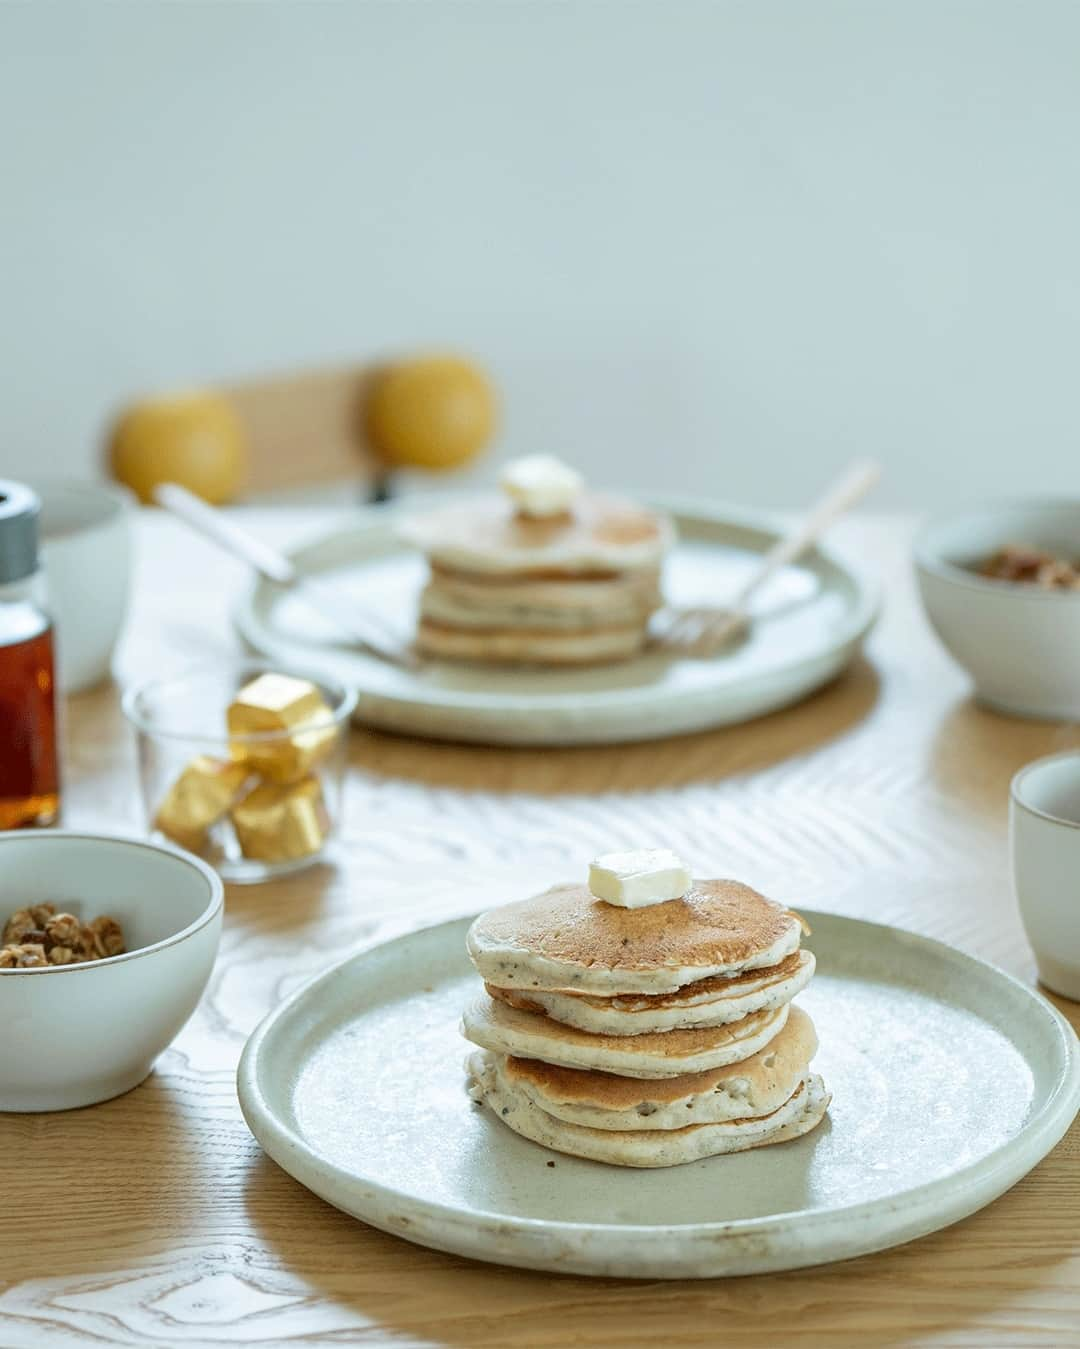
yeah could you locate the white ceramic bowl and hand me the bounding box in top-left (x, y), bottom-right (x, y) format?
top-left (29, 478), bottom-right (134, 693)
top-left (915, 499), bottom-right (1080, 720)
top-left (0, 831), bottom-right (223, 1112)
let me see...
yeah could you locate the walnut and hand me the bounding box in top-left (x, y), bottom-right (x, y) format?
top-left (981, 544), bottom-right (1080, 589)
top-left (75, 924), bottom-right (98, 958)
top-left (45, 912), bottom-right (82, 949)
top-left (1036, 560), bottom-right (1080, 590)
top-left (1, 904), bottom-right (125, 969)
top-left (2, 909), bottom-right (38, 944)
top-left (0, 943), bottom-right (48, 968)
top-left (89, 916), bottom-right (125, 958)
top-left (982, 546), bottom-right (1033, 581)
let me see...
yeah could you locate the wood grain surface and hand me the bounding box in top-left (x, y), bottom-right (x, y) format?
top-left (2, 510), bottom-right (1079, 1349)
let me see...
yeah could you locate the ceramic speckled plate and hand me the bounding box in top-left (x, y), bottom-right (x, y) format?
top-left (237, 911), bottom-right (1080, 1278)
top-left (232, 499), bottom-right (877, 746)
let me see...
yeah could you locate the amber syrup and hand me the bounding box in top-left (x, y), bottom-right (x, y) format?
top-left (0, 621), bottom-right (59, 828)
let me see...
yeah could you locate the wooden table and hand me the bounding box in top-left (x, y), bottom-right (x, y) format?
top-left (3, 510), bottom-right (1079, 1348)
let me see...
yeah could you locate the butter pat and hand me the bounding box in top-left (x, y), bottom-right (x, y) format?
top-left (231, 775), bottom-right (330, 862)
top-left (227, 672), bottom-right (338, 784)
top-left (588, 849), bottom-right (691, 909)
top-left (154, 755), bottom-right (251, 854)
top-left (500, 455), bottom-right (583, 518)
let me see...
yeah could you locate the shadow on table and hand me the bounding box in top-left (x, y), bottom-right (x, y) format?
top-left (242, 1134), bottom-right (1075, 1347)
top-left (1, 1071), bottom-right (211, 1271)
top-left (221, 858), bottom-right (340, 931)
top-left (347, 657), bottom-right (882, 795)
top-left (929, 694), bottom-right (1080, 812)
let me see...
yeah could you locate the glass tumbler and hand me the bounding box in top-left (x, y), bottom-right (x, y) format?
top-left (122, 661), bottom-right (356, 883)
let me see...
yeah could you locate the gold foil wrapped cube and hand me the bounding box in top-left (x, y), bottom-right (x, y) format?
top-left (230, 775), bottom-right (330, 862)
top-left (227, 673), bottom-right (338, 784)
top-left (154, 755), bottom-right (250, 854)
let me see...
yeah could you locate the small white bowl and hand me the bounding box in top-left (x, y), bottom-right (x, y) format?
top-left (0, 831), bottom-right (223, 1112)
top-left (915, 498), bottom-right (1080, 720)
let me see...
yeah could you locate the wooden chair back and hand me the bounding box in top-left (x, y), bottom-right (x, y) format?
top-left (220, 364), bottom-right (378, 495)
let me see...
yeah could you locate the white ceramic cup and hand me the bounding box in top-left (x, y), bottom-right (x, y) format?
top-left (29, 479), bottom-right (134, 693)
top-left (1010, 750), bottom-right (1080, 1001)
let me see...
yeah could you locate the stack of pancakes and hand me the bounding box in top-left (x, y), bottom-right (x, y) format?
top-left (399, 475), bottom-right (672, 666)
top-left (463, 878), bottom-right (830, 1167)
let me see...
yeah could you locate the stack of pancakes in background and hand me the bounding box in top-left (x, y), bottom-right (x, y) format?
top-left (463, 851), bottom-right (830, 1167)
top-left (399, 455), bottom-right (672, 665)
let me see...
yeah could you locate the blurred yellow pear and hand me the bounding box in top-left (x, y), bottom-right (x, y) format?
top-left (365, 355), bottom-right (497, 472)
top-left (109, 392), bottom-right (248, 505)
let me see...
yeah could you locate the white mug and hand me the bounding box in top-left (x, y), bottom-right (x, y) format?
top-left (29, 479), bottom-right (134, 693)
top-left (1010, 750), bottom-right (1080, 1001)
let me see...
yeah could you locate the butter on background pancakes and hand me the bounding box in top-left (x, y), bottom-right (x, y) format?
top-left (467, 879), bottom-right (806, 995)
top-left (461, 849), bottom-right (830, 1167)
top-left (399, 489), bottom-right (673, 577)
top-left (398, 456), bottom-right (674, 666)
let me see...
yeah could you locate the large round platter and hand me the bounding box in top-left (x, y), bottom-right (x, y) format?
top-left (237, 910), bottom-right (1080, 1279)
top-left (232, 499), bottom-right (877, 745)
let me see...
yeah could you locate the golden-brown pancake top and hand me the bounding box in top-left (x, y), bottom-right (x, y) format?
top-left (501, 1005), bottom-right (817, 1111)
top-left (469, 880), bottom-right (801, 978)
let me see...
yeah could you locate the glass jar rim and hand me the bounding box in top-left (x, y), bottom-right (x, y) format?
top-left (120, 659), bottom-right (358, 745)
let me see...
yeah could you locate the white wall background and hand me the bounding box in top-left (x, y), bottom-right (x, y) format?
top-left (2, 0), bottom-right (1079, 508)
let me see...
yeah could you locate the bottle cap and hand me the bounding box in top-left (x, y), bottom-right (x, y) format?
top-left (0, 480), bottom-right (41, 585)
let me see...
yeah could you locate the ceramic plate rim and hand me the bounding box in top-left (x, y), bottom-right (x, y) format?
top-left (231, 495), bottom-right (880, 717)
top-left (237, 910), bottom-right (1080, 1269)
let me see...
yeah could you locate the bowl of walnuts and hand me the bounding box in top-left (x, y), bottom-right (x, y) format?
top-left (915, 497), bottom-right (1080, 720)
top-left (0, 830), bottom-right (222, 1111)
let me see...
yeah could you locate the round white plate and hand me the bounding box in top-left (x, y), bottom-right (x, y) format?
top-left (237, 910), bottom-right (1080, 1279)
top-left (232, 499), bottom-right (877, 745)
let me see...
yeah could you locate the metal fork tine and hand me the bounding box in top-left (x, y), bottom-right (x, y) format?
top-left (650, 606), bottom-right (748, 657)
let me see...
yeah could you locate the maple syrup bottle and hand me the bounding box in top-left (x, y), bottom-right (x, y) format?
top-left (0, 481), bottom-right (59, 829)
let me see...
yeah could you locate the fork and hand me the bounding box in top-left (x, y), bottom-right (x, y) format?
top-left (654, 459), bottom-right (881, 657)
top-left (154, 483), bottom-right (421, 670)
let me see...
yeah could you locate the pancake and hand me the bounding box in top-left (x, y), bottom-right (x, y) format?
top-left (467, 1051), bottom-right (830, 1167)
top-left (487, 950), bottom-right (815, 1035)
top-left (467, 880), bottom-right (806, 995)
top-left (419, 567), bottom-right (662, 631)
top-left (461, 994), bottom-right (789, 1078)
top-left (398, 491), bottom-right (673, 577)
top-left (429, 561), bottom-right (662, 598)
top-left (497, 1003), bottom-right (818, 1129)
top-left (417, 618), bottom-right (646, 666)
